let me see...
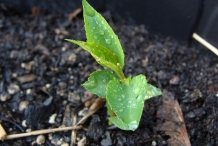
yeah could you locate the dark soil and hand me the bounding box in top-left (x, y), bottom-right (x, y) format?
top-left (0, 8), bottom-right (218, 146)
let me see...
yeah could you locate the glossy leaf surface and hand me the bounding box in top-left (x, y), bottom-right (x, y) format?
top-left (82, 0), bottom-right (124, 68)
top-left (65, 40), bottom-right (120, 73)
top-left (144, 84), bottom-right (162, 100)
top-left (83, 70), bottom-right (118, 98)
top-left (107, 75), bottom-right (147, 130)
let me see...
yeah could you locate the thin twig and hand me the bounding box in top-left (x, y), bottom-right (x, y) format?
top-left (192, 33), bottom-right (218, 56)
top-left (1, 125), bottom-right (82, 140)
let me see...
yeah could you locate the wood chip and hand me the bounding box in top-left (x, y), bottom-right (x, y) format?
top-left (0, 124), bottom-right (7, 140)
top-left (156, 90), bottom-right (191, 146)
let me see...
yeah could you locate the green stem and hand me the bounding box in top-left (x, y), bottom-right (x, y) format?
top-left (116, 63), bottom-right (126, 84)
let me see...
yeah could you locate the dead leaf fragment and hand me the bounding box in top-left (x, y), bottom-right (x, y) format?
top-left (156, 90), bottom-right (191, 146)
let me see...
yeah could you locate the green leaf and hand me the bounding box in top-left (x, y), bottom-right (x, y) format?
top-left (144, 84), bottom-right (162, 100)
top-left (82, 0), bottom-right (124, 68)
top-left (106, 75), bottom-right (147, 130)
top-left (65, 40), bottom-right (121, 73)
top-left (109, 116), bottom-right (129, 130)
top-left (82, 70), bottom-right (118, 98)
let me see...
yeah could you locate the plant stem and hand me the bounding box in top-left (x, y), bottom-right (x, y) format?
top-left (116, 63), bottom-right (126, 83)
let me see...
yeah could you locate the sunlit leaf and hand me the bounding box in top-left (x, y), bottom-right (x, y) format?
top-left (107, 75), bottom-right (147, 130)
top-left (65, 40), bottom-right (120, 73)
top-left (144, 84), bottom-right (162, 100)
top-left (82, 0), bottom-right (124, 68)
top-left (82, 70), bottom-right (118, 98)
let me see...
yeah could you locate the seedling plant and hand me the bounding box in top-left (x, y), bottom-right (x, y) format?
top-left (66, 0), bottom-right (162, 130)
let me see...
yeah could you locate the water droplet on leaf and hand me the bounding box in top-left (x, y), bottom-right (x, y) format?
top-left (134, 88), bottom-right (140, 95)
top-left (99, 30), bottom-right (104, 35)
top-left (105, 38), bottom-right (111, 44)
top-left (128, 121), bottom-right (138, 130)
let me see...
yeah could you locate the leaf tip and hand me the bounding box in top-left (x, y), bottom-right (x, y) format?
top-left (82, 0), bottom-right (95, 17)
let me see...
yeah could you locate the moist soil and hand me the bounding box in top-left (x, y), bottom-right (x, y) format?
top-left (0, 8), bottom-right (218, 146)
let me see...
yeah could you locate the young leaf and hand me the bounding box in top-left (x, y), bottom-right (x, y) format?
top-left (82, 70), bottom-right (118, 98)
top-left (106, 75), bottom-right (148, 130)
top-left (65, 40), bottom-right (121, 74)
top-left (144, 84), bottom-right (162, 100)
top-left (82, 0), bottom-right (124, 68)
top-left (109, 116), bottom-right (129, 130)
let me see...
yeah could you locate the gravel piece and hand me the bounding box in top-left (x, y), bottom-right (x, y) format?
top-left (68, 92), bottom-right (80, 104)
top-left (169, 75), bottom-right (180, 85)
top-left (186, 111), bottom-right (196, 119)
top-left (0, 93), bottom-right (10, 102)
top-left (7, 84), bottom-right (20, 94)
top-left (19, 101), bottom-right (29, 112)
top-left (61, 142), bottom-right (69, 146)
top-left (101, 132), bottom-right (112, 146)
top-left (16, 74), bottom-right (36, 83)
top-left (36, 135), bottom-right (45, 145)
top-left (48, 113), bottom-right (57, 124)
top-left (77, 136), bottom-right (86, 146)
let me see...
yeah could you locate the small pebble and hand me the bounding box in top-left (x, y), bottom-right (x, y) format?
top-left (19, 101), bottom-right (29, 112)
top-left (77, 136), bottom-right (86, 146)
top-left (58, 82), bottom-right (67, 89)
top-left (0, 93), bottom-right (10, 102)
top-left (7, 84), bottom-right (20, 94)
top-left (157, 70), bottom-right (167, 80)
top-left (26, 89), bottom-right (32, 94)
top-left (46, 83), bottom-right (51, 88)
top-left (56, 139), bottom-right (63, 145)
top-left (22, 120), bottom-right (27, 127)
top-left (68, 92), bottom-right (80, 103)
top-left (169, 75), bottom-right (180, 85)
top-left (48, 133), bottom-right (53, 140)
top-left (21, 61), bottom-right (34, 71)
top-left (48, 113), bottom-right (57, 124)
top-left (17, 74), bottom-right (36, 83)
top-left (187, 111), bottom-right (196, 119)
top-left (62, 100), bottom-right (68, 105)
top-left (12, 73), bottom-right (18, 78)
top-left (36, 135), bottom-right (45, 145)
top-left (152, 141), bottom-right (157, 146)
top-left (61, 142), bottom-right (69, 146)
top-left (26, 129), bottom-right (32, 132)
